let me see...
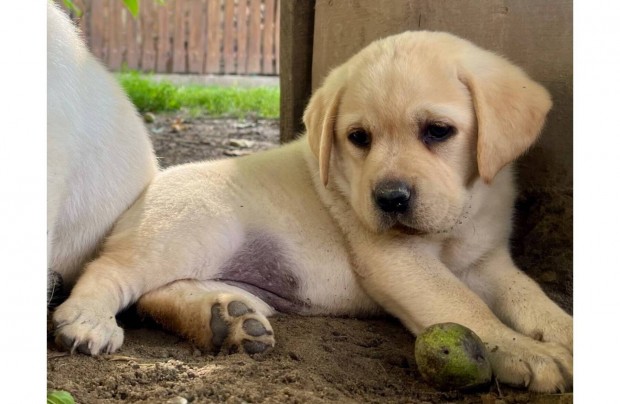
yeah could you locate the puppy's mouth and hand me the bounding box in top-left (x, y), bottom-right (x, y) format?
top-left (376, 211), bottom-right (462, 236)
top-left (392, 222), bottom-right (424, 235)
top-left (375, 213), bottom-right (424, 235)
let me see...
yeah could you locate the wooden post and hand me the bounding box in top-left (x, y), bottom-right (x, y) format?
top-left (274, 0), bottom-right (280, 74)
top-left (279, 0), bottom-right (315, 143)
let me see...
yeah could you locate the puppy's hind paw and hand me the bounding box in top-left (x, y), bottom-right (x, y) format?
top-left (210, 299), bottom-right (275, 355)
top-left (53, 299), bottom-right (124, 355)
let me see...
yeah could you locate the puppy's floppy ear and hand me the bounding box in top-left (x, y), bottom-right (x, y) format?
top-left (459, 50), bottom-right (552, 183)
top-left (303, 71), bottom-right (346, 186)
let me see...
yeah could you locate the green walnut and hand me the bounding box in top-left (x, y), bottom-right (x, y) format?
top-left (143, 112), bottom-right (156, 123)
top-left (414, 322), bottom-right (492, 390)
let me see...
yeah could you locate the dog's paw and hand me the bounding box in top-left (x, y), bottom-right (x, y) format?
top-left (53, 298), bottom-right (123, 355)
top-left (209, 298), bottom-right (275, 355)
top-left (525, 312), bottom-right (573, 354)
top-left (487, 335), bottom-right (573, 393)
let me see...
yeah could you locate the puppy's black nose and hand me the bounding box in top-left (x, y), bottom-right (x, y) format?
top-left (373, 180), bottom-right (412, 213)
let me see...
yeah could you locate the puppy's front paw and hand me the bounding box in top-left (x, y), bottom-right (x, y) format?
top-left (487, 335), bottom-right (572, 393)
top-left (209, 298), bottom-right (275, 355)
top-left (530, 312), bottom-right (573, 353)
top-left (53, 299), bottom-right (123, 355)
top-left (504, 305), bottom-right (573, 353)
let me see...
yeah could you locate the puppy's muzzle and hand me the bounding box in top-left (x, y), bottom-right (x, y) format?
top-left (373, 180), bottom-right (413, 214)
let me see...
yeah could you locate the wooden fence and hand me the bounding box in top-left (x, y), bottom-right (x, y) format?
top-left (59, 0), bottom-right (280, 75)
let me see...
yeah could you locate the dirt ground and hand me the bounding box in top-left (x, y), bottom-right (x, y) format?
top-left (47, 112), bottom-right (573, 403)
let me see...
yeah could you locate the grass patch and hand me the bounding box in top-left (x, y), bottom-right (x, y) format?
top-left (117, 71), bottom-right (280, 118)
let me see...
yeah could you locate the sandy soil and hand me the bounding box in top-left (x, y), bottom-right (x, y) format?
top-left (47, 112), bottom-right (573, 403)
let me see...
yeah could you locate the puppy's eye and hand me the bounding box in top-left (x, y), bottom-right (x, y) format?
top-left (423, 123), bottom-right (455, 144)
top-left (348, 129), bottom-right (371, 148)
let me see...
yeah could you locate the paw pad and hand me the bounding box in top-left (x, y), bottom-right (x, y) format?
top-left (228, 301), bottom-right (252, 316)
top-left (210, 305), bottom-right (229, 347)
top-left (243, 319), bottom-right (269, 337)
top-left (209, 299), bottom-right (274, 355)
top-left (242, 340), bottom-right (271, 354)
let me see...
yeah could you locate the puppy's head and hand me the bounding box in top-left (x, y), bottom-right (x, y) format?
top-left (304, 31), bottom-right (552, 235)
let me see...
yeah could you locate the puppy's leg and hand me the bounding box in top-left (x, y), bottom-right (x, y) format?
top-left (53, 224), bottom-right (245, 355)
top-left (351, 239), bottom-right (572, 393)
top-left (137, 280), bottom-right (275, 355)
top-left (463, 247), bottom-right (573, 352)
top-left (53, 256), bottom-right (145, 355)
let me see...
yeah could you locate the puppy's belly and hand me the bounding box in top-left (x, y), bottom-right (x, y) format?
top-left (214, 231), bottom-right (309, 314)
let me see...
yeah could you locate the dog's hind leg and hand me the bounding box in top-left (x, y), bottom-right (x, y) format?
top-left (137, 280), bottom-right (276, 355)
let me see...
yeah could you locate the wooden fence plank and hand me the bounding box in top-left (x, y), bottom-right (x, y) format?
top-left (236, 0), bottom-right (249, 74)
top-left (262, 0), bottom-right (275, 74)
top-left (188, 0), bottom-right (206, 73)
top-left (223, 0), bottom-right (236, 74)
top-left (90, 0), bottom-right (106, 61)
top-left (172, 0), bottom-right (187, 73)
top-left (247, 0), bottom-right (262, 74)
top-left (125, 9), bottom-right (140, 69)
top-left (108, 0), bottom-right (123, 69)
top-left (140, 0), bottom-right (157, 72)
top-left (62, 0), bottom-right (280, 76)
top-left (156, 0), bottom-right (172, 72)
top-left (274, 0), bottom-right (280, 74)
top-left (205, 0), bottom-right (222, 73)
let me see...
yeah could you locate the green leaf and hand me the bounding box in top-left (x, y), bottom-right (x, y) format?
top-left (47, 390), bottom-right (75, 404)
top-left (123, 0), bottom-right (140, 18)
top-left (62, 0), bottom-right (83, 17)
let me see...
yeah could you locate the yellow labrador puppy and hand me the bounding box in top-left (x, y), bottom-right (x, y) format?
top-left (47, 3), bottom-right (158, 292)
top-left (53, 31), bottom-right (572, 392)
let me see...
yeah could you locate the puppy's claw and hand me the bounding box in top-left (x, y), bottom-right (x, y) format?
top-left (77, 341), bottom-right (93, 356)
top-left (56, 333), bottom-right (77, 354)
